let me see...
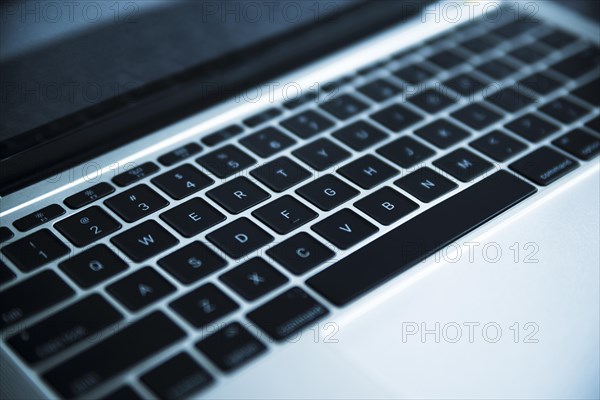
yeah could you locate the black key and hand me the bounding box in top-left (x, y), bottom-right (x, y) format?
top-left (196, 322), bottom-right (266, 372)
top-left (170, 283), bottom-right (238, 328)
top-left (0, 260), bottom-right (15, 285)
top-left (141, 353), bottom-right (213, 399)
top-left (151, 164), bottom-right (213, 200)
top-left (320, 94), bottom-right (369, 120)
top-left (206, 217), bottom-right (273, 259)
top-left (510, 146), bottom-right (579, 186)
top-left (281, 110), bottom-right (334, 139)
top-left (13, 204), bottom-right (65, 232)
top-left (505, 113), bottom-right (559, 142)
top-left (196, 145), bottom-right (256, 179)
top-left (160, 198), bottom-right (225, 238)
top-left (492, 19), bottom-right (537, 38)
top-left (357, 61), bottom-right (386, 76)
top-left (112, 162), bottom-right (159, 187)
top-left (477, 59), bottom-right (516, 80)
top-left (312, 209), bottom-right (378, 250)
top-left (158, 143), bottom-right (202, 166)
top-left (518, 72), bottom-right (562, 96)
top-left (415, 119), bottom-right (470, 149)
top-left (111, 220), bottom-right (178, 262)
top-left (250, 156), bottom-right (311, 192)
top-left (0, 270), bottom-right (74, 329)
top-left (158, 241), bottom-right (226, 285)
top-left (551, 46), bottom-right (600, 78)
top-left (338, 155), bottom-right (398, 189)
top-left (444, 73), bottom-right (488, 97)
top-left (105, 185), bottom-right (168, 223)
top-left (308, 171), bottom-right (536, 305)
top-left (408, 88), bottom-right (457, 114)
top-left (6, 295), bottom-right (122, 365)
top-left (64, 182), bottom-right (115, 209)
top-left (59, 244), bottom-right (128, 288)
top-left (101, 386), bottom-right (143, 400)
top-left (539, 97), bottom-right (589, 124)
top-left (333, 120), bottom-right (388, 151)
top-left (585, 116), bottom-right (600, 133)
top-left (470, 131), bottom-right (527, 162)
top-left (451, 103), bottom-right (503, 130)
top-left (43, 311), bottom-right (185, 398)
top-left (267, 232), bottom-right (334, 275)
top-left (240, 127), bottom-right (296, 158)
top-left (202, 125), bottom-right (244, 146)
top-left (572, 78), bottom-right (600, 106)
top-left (540, 29), bottom-right (577, 49)
top-left (377, 136), bottom-right (436, 168)
top-left (433, 148), bottom-right (494, 182)
top-left (283, 91), bottom-right (318, 110)
top-left (393, 64), bottom-right (434, 84)
top-left (2, 229), bottom-right (69, 272)
top-left (553, 129), bottom-right (600, 160)
top-left (354, 186), bottom-right (419, 226)
top-left (0, 226), bottom-right (14, 243)
top-left (247, 287), bottom-right (328, 341)
top-left (296, 174), bottom-right (359, 211)
top-left (358, 79), bottom-right (401, 102)
top-left (252, 195), bottom-right (318, 234)
top-left (292, 138), bottom-right (351, 171)
top-left (207, 177), bottom-right (270, 214)
top-left (243, 108), bottom-right (282, 127)
top-left (428, 49), bottom-right (466, 69)
top-left (370, 104), bottom-right (423, 132)
top-left (322, 76), bottom-right (353, 92)
top-left (107, 267), bottom-right (176, 312)
top-left (460, 35), bottom-right (500, 54)
top-left (508, 43), bottom-right (549, 64)
top-left (485, 87), bottom-right (536, 113)
top-left (395, 167), bottom-right (458, 203)
top-left (220, 258), bottom-right (288, 301)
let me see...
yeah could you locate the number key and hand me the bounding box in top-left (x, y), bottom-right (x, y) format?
top-left (151, 164), bottom-right (213, 200)
top-left (105, 185), bottom-right (169, 223)
top-left (2, 229), bottom-right (69, 272)
top-left (55, 206), bottom-right (121, 247)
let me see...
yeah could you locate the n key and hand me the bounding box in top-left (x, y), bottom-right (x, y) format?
top-left (111, 221), bottom-right (179, 262)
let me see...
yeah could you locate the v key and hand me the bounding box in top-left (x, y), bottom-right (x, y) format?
top-left (313, 209), bottom-right (378, 250)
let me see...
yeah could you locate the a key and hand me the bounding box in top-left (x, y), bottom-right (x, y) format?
top-left (0, 270), bottom-right (74, 329)
top-left (508, 43), bottom-right (549, 64)
top-left (59, 244), bottom-right (128, 288)
top-left (333, 120), bottom-right (388, 151)
top-left (252, 195), bottom-right (318, 234)
top-left (220, 258), bottom-right (288, 301)
top-left (354, 186), bottom-right (419, 225)
top-left (572, 78), bottom-right (599, 106)
top-left (551, 46), bottom-right (600, 78)
top-left (377, 136), bottom-right (435, 168)
top-left (2, 229), bottom-right (69, 272)
top-left (113, 162), bottom-right (159, 187)
top-left (266, 232), bottom-right (335, 275)
top-left (428, 49), bottom-right (466, 69)
top-left (320, 94), bottom-right (369, 120)
top-left (206, 217), bottom-right (274, 259)
top-left (6, 295), bottom-right (122, 365)
top-left (43, 312), bottom-right (185, 398)
top-left (393, 64), bottom-right (435, 84)
top-left (196, 145), bottom-right (256, 179)
top-left (395, 167), bottom-right (458, 203)
top-left (158, 241), bottom-right (227, 285)
top-left (358, 79), bottom-right (401, 102)
top-left (0, 226), bottom-right (14, 243)
top-left (243, 108), bottom-right (282, 127)
top-left (141, 353), bottom-right (214, 399)
top-left (338, 155), bottom-right (398, 189)
top-left (240, 127), bottom-right (296, 158)
top-left (101, 386), bottom-right (143, 400)
top-left (202, 125), bottom-right (244, 147)
top-left (312, 208), bottom-right (378, 250)
top-left (280, 110), bottom-right (334, 139)
top-left (444, 73), bottom-right (489, 97)
top-left (292, 138), bottom-right (351, 171)
top-left (510, 146), bottom-right (579, 186)
top-left (111, 220), bottom-right (179, 262)
top-left (247, 287), bottom-right (328, 341)
top-left (451, 103), bottom-right (503, 130)
top-left (107, 267), bottom-right (176, 312)
top-left (105, 185), bottom-right (169, 223)
top-left (13, 204), bottom-right (65, 232)
top-left (196, 322), bottom-right (266, 372)
top-left (371, 104), bottom-right (423, 132)
top-left (433, 148), bottom-right (494, 183)
top-left (158, 143), bottom-right (202, 166)
top-left (0, 260), bottom-right (15, 285)
top-left (415, 118), bottom-right (470, 149)
top-left (518, 72), bottom-right (562, 96)
top-left (470, 131), bottom-right (527, 161)
top-left (553, 129), bottom-right (600, 160)
top-left (539, 97), bottom-right (589, 124)
top-left (206, 177), bottom-right (270, 214)
top-left (485, 87), bottom-right (536, 113)
top-left (477, 59), bottom-right (516, 80)
top-left (296, 174), bottom-right (359, 211)
top-left (250, 156), bottom-right (311, 192)
top-left (64, 182), bottom-right (115, 209)
top-left (170, 283), bottom-right (238, 328)
top-left (160, 198), bottom-right (225, 238)
top-left (151, 164), bottom-right (213, 200)
top-left (539, 29), bottom-right (577, 49)
top-left (505, 113), bottom-right (559, 142)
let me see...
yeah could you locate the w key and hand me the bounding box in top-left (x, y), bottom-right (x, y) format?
top-left (111, 220), bottom-right (179, 262)
top-left (55, 206), bottom-right (121, 248)
top-left (105, 184), bottom-right (169, 223)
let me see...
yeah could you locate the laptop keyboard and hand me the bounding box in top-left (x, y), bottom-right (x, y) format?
top-left (1, 13), bottom-right (599, 399)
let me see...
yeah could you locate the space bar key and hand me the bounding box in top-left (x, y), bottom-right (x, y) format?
top-left (306, 171), bottom-right (537, 306)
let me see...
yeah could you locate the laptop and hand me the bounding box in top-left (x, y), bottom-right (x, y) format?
top-left (1, 0), bottom-right (598, 398)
